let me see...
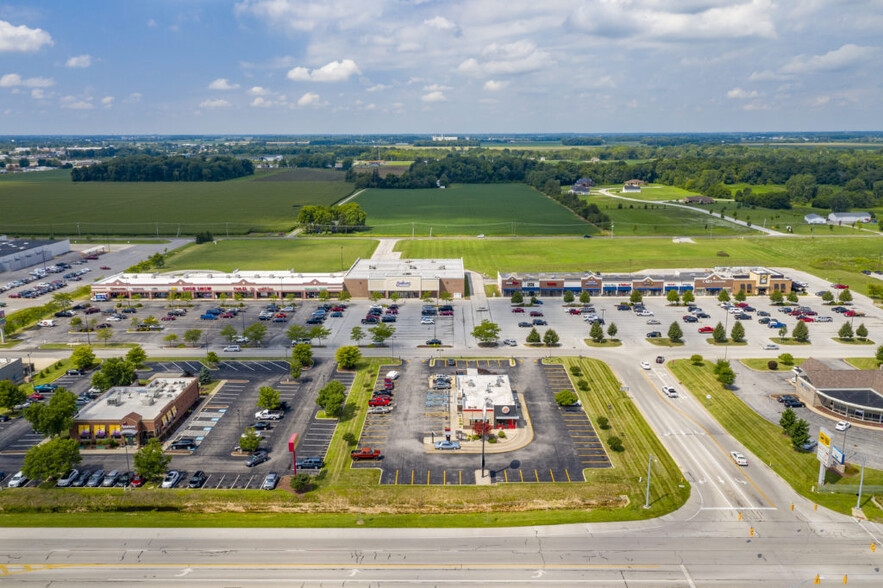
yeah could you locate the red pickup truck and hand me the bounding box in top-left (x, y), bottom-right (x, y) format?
top-left (351, 448), bottom-right (382, 460)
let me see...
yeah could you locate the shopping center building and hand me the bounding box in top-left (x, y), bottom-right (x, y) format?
top-left (792, 359), bottom-right (883, 425)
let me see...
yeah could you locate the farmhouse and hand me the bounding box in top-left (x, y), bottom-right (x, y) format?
top-left (622, 184), bottom-right (641, 193)
top-left (72, 377), bottom-right (199, 445)
top-left (828, 212), bottom-right (872, 224)
top-left (792, 359), bottom-right (883, 425)
top-left (804, 214), bottom-right (827, 225)
top-left (624, 179), bottom-right (647, 187)
top-left (569, 177), bottom-right (594, 195)
top-left (0, 236), bottom-right (71, 273)
top-left (457, 369), bottom-right (518, 429)
top-left (684, 195), bottom-right (714, 204)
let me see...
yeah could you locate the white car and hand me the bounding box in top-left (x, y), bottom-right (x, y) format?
top-left (816, 316), bottom-right (832, 323)
top-left (502, 339), bottom-right (517, 346)
top-left (662, 385), bottom-right (678, 398)
top-left (835, 420), bottom-right (851, 431)
top-left (233, 336), bottom-right (250, 344)
top-left (646, 319), bottom-right (661, 325)
top-left (107, 316), bottom-right (122, 322)
top-left (420, 317), bottom-right (435, 325)
top-left (763, 343), bottom-right (779, 350)
top-left (386, 370), bottom-right (400, 380)
top-left (160, 470), bottom-right (182, 489)
top-left (640, 361), bottom-right (651, 370)
top-left (730, 451), bottom-right (748, 466)
top-left (223, 345), bottom-right (241, 352)
top-left (637, 310), bottom-right (654, 317)
top-left (281, 305), bottom-right (295, 312)
top-left (7, 470), bottom-right (28, 488)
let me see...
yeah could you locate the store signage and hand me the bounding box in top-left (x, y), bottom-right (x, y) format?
top-left (396, 281), bottom-right (411, 287)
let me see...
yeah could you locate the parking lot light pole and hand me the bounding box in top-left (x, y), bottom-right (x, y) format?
top-left (643, 453), bottom-right (653, 509)
top-left (857, 455), bottom-right (867, 509)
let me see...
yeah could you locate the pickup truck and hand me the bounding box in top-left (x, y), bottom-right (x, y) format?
top-left (350, 447), bottom-right (382, 460)
top-left (254, 409), bottom-right (284, 421)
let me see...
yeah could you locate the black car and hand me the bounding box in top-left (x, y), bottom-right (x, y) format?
top-left (646, 331), bottom-right (662, 338)
top-left (115, 471), bottom-right (134, 487)
top-left (245, 450), bottom-right (269, 467)
top-left (426, 339), bottom-right (442, 346)
top-left (617, 304), bottom-right (630, 310)
top-left (296, 457), bottom-right (324, 470)
top-left (735, 313), bottom-right (752, 320)
top-left (120, 307), bottom-right (136, 314)
top-left (66, 368), bottom-right (85, 376)
top-left (784, 399), bottom-right (805, 408)
top-left (532, 319), bottom-right (547, 325)
top-left (446, 358), bottom-right (456, 367)
top-left (777, 395), bottom-right (797, 403)
top-left (518, 322), bottom-right (532, 328)
top-left (306, 317), bottom-right (325, 324)
top-left (682, 316), bottom-right (698, 323)
top-left (188, 471), bottom-right (208, 488)
top-left (251, 421), bottom-right (273, 431)
top-left (361, 317), bottom-right (379, 324)
top-left (72, 303), bottom-right (90, 310)
top-left (757, 311), bottom-right (770, 317)
top-left (170, 438), bottom-right (197, 450)
top-left (381, 315), bottom-right (397, 322)
top-left (695, 312), bottom-right (711, 319)
top-left (54, 310), bottom-right (73, 318)
top-left (759, 317), bottom-right (771, 324)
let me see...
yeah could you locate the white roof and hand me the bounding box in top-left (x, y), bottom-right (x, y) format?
top-left (828, 212), bottom-right (871, 219)
top-left (457, 369), bottom-right (514, 410)
top-left (93, 270), bottom-right (345, 288)
top-left (345, 258), bottom-right (464, 281)
top-left (76, 378), bottom-right (195, 422)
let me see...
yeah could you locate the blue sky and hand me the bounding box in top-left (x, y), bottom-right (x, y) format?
top-left (0, 0), bottom-right (881, 134)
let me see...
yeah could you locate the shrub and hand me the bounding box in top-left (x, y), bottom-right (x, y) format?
top-left (716, 250), bottom-right (730, 257)
top-left (690, 354), bottom-right (704, 365)
top-left (497, 431), bottom-right (506, 439)
top-left (778, 353), bottom-right (795, 366)
top-left (597, 416), bottom-right (610, 430)
top-left (488, 437), bottom-right (497, 444)
top-left (555, 390), bottom-right (579, 406)
top-left (577, 379), bottom-right (589, 391)
top-left (569, 365), bottom-right (582, 376)
top-left (342, 432), bottom-right (357, 446)
top-left (607, 436), bottom-right (624, 452)
top-left (767, 360), bottom-right (778, 370)
top-left (291, 473), bottom-right (312, 493)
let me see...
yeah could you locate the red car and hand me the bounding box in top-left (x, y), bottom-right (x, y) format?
top-left (161, 316), bottom-right (176, 321)
top-left (735, 302), bottom-right (748, 308)
top-left (220, 312), bottom-right (234, 318)
top-left (439, 310), bottom-right (453, 316)
top-left (131, 474), bottom-right (145, 488)
top-left (368, 396), bottom-right (391, 407)
top-left (511, 308), bottom-right (525, 313)
top-left (698, 326), bottom-right (714, 333)
top-left (274, 313), bottom-right (287, 318)
top-left (799, 316), bottom-right (814, 322)
top-left (832, 284), bottom-right (849, 289)
top-left (844, 310), bottom-right (856, 317)
top-left (100, 266), bottom-right (111, 270)
top-left (529, 311), bottom-right (543, 317)
top-left (331, 306), bottom-right (345, 312)
top-left (28, 392), bottom-right (44, 401)
top-left (351, 448), bottom-right (382, 460)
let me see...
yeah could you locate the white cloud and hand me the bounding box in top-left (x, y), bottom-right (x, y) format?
top-left (423, 84), bottom-right (451, 92)
top-left (483, 80), bottom-right (508, 91)
top-left (248, 85), bottom-right (270, 95)
top-left (726, 87), bottom-right (758, 99)
top-left (199, 99), bottom-right (231, 108)
top-left (208, 78), bottom-right (240, 90)
top-left (366, 84), bottom-right (389, 92)
top-left (424, 16), bottom-right (456, 31)
top-left (235, 0), bottom-right (382, 33)
top-left (810, 95), bottom-right (831, 107)
top-left (297, 91), bottom-right (321, 106)
top-left (780, 44), bottom-right (880, 75)
top-left (65, 54), bottom-right (92, 68)
top-left (147, 18), bottom-right (157, 28)
top-left (60, 96), bottom-right (94, 110)
top-left (0, 19), bottom-right (53, 52)
top-left (421, 90), bottom-right (447, 103)
top-left (31, 88), bottom-right (45, 99)
top-left (287, 59), bottom-right (360, 82)
top-left (251, 96), bottom-right (273, 107)
top-left (0, 73), bottom-right (54, 88)
top-left (748, 69), bottom-right (787, 82)
top-left (101, 96), bottom-right (114, 107)
top-left (458, 40), bottom-right (552, 77)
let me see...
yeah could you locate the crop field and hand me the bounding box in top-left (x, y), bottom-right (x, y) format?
top-left (0, 169), bottom-right (354, 236)
top-left (587, 195), bottom-right (753, 236)
top-left (161, 238), bottom-right (378, 273)
top-left (353, 183), bottom-right (597, 236)
top-left (696, 201), bottom-right (873, 235)
top-left (396, 235), bottom-right (883, 293)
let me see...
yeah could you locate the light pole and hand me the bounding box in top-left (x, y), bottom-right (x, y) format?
top-left (340, 246), bottom-right (343, 272)
top-left (480, 398), bottom-right (492, 477)
top-left (643, 453), bottom-right (654, 509)
top-left (857, 455), bottom-right (867, 509)
top-left (723, 309), bottom-right (730, 360)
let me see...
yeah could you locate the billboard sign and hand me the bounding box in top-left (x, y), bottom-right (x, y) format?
top-left (817, 427), bottom-right (832, 466)
top-left (0, 309), bottom-right (5, 325)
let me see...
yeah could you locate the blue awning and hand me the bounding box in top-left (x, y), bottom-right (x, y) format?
top-left (602, 285), bottom-right (617, 290)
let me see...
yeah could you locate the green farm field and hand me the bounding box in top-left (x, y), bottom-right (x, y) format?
top-left (354, 184), bottom-right (597, 236)
top-left (396, 235), bottom-right (883, 292)
top-left (0, 169), bottom-right (354, 236)
top-left (588, 195), bottom-right (753, 236)
top-left (161, 238), bottom-right (378, 273)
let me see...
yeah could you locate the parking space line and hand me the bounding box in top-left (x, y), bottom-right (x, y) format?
top-left (504, 470), bottom-right (508, 482)
top-left (443, 470), bottom-right (446, 485)
top-left (459, 470), bottom-right (462, 485)
top-left (395, 469), bottom-right (398, 485)
top-left (411, 470), bottom-right (414, 485)
top-left (427, 470), bottom-right (430, 485)
top-left (519, 469), bottom-right (524, 483)
top-left (565, 469), bottom-right (571, 482)
top-left (534, 469), bottom-right (539, 482)
top-left (549, 469), bottom-right (555, 483)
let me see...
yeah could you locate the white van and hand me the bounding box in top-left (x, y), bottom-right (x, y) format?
top-left (37, 319), bottom-right (56, 327)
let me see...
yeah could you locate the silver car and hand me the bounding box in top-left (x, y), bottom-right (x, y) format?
top-left (56, 469), bottom-right (80, 488)
top-left (261, 472), bottom-right (279, 490)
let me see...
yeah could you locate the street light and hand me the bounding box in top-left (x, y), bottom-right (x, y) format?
top-left (643, 453), bottom-right (654, 509)
top-left (480, 397), bottom-right (493, 477)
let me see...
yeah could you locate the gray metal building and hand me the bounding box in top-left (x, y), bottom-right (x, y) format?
top-left (0, 237), bottom-right (71, 273)
top-left (0, 357), bottom-right (24, 383)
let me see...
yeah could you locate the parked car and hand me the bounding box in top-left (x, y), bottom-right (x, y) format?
top-left (729, 451), bottom-right (748, 466)
top-left (56, 469), bottom-right (80, 488)
top-left (783, 398), bottom-right (805, 408)
top-left (131, 474), bottom-right (146, 488)
top-left (426, 338), bottom-right (442, 346)
top-left (296, 457), bottom-right (325, 470)
top-left (33, 383), bottom-right (58, 392)
top-left (835, 420), bottom-right (851, 431)
top-left (188, 471), bottom-right (208, 488)
top-left (86, 469), bottom-right (106, 487)
top-left (66, 368), bottom-right (85, 376)
top-left (502, 339), bottom-right (517, 346)
top-left (518, 322), bottom-right (532, 328)
top-left (682, 315), bottom-right (698, 323)
top-left (646, 319), bottom-right (661, 325)
top-left (386, 371), bottom-right (400, 380)
top-left (7, 471), bottom-right (28, 488)
top-left (511, 307), bottom-right (525, 313)
top-left (160, 470), bottom-right (182, 488)
top-left (698, 326), bottom-right (713, 333)
top-left (532, 319), bottom-right (547, 326)
top-left (71, 469), bottom-right (92, 487)
top-left (115, 472), bottom-right (134, 487)
top-left (434, 440), bottom-right (461, 450)
top-left (350, 447), bottom-right (382, 460)
top-left (646, 331), bottom-right (662, 338)
top-left (368, 396), bottom-right (391, 407)
top-left (170, 438), bottom-right (197, 450)
top-left (261, 472), bottom-right (280, 490)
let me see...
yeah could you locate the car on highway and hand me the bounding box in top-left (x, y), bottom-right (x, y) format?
top-left (763, 343), bottom-right (779, 350)
top-left (698, 326), bottom-right (713, 333)
top-left (188, 471), bottom-right (208, 488)
top-left (729, 451), bottom-right (748, 466)
top-left (161, 470), bottom-right (182, 488)
top-left (835, 420), bottom-right (851, 431)
top-left (223, 345), bottom-right (241, 352)
top-left (434, 440), bottom-right (461, 450)
top-left (245, 450), bottom-right (270, 467)
top-left (662, 385), bottom-right (678, 398)
top-left (640, 361), bottom-right (651, 370)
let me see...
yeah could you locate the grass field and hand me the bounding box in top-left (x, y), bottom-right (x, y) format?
top-left (354, 184), bottom-right (597, 236)
top-left (588, 195), bottom-right (753, 236)
top-left (694, 201), bottom-right (872, 235)
top-left (160, 239), bottom-right (378, 273)
top-left (395, 236), bottom-right (883, 294)
top-left (740, 358), bottom-right (806, 371)
top-left (669, 359), bottom-right (883, 519)
top-left (599, 185), bottom-right (704, 202)
top-left (0, 169), bottom-right (354, 236)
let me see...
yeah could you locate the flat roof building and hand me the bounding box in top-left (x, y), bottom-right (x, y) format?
top-left (457, 369), bottom-right (518, 429)
top-left (0, 237), bottom-right (71, 273)
top-left (72, 377), bottom-right (199, 444)
top-left (344, 258), bottom-right (465, 299)
top-left (804, 214), bottom-right (826, 224)
top-left (828, 212), bottom-right (872, 224)
top-left (0, 357), bottom-right (24, 384)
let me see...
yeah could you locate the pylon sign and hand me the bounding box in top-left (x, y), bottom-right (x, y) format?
top-left (817, 427), bottom-right (832, 467)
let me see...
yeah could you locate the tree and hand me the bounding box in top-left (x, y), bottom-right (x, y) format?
top-left (96, 327), bottom-right (114, 345)
top-left (335, 346), bottom-right (361, 369)
top-left (785, 173), bottom-right (817, 202)
top-left (289, 363), bottom-right (301, 380)
top-left (712, 322), bottom-right (726, 343)
top-left (0, 380), bottom-right (26, 411)
top-left (579, 291), bottom-right (591, 304)
top-left (563, 290), bottom-right (575, 303)
top-left (596, 416), bottom-right (610, 430)
top-left (22, 438), bottom-right (81, 481)
top-left (681, 290), bottom-right (694, 305)
top-left (285, 324), bottom-right (308, 342)
top-left (318, 290), bottom-right (331, 302)
top-left (667, 321), bottom-right (683, 343)
top-left (239, 427), bottom-right (261, 453)
top-left (472, 421), bottom-right (492, 438)
top-left (163, 332), bottom-right (178, 347)
top-left (309, 325), bottom-right (331, 345)
top-left (510, 291), bottom-right (523, 304)
top-left (590, 320), bottom-right (604, 343)
top-left (778, 353), bottom-right (795, 366)
top-left (718, 290), bottom-right (730, 302)
top-left (769, 290), bottom-right (784, 304)
top-left (258, 386), bottom-right (280, 410)
top-left (730, 321), bottom-right (745, 343)
top-left (838, 322), bottom-right (854, 340)
top-left (242, 322), bottom-right (267, 346)
top-left (421, 291), bottom-right (433, 304)
top-left (472, 320), bottom-right (501, 344)
top-left (713, 359), bottom-right (736, 386)
top-left (205, 351), bottom-right (219, 366)
top-left (543, 329), bottom-right (559, 346)
top-left (821, 291), bottom-right (834, 303)
top-left (667, 289), bottom-right (680, 305)
top-left (24, 388), bottom-right (77, 437)
top-left (839, 288), bottom-right (853, 303)
top-left (369, 291), bottom-right (382, 302)
top-left (316, 380), bottom-right (346, 417)
top-left (71, 345), bottom-right (96, 371)
top-left (690, 354), bottom-right (704, 365)
top-left (90, 358), bottom-right (135, 391)
top-left (779, 325), bottom-right (788, 338)
top-left (440, 291), bottom-right (453, 303)
top-left (792, 321), bottom-right (809, 343)
top-left (291, 473), bottom-right (312, 493)
top-left (630, 290), bottom-right (643, 303)
top-left (734, 289), bottom-right (747, 302)
top-left (184, 329), bottom-right (203, 347)
top-left (292, 343), bottom-right (313, 367)
top-left (607, 322), bottom-right (618, 339)
top-left (790, 418), bottom-right (810, 449)
top-left (198, 366), bottom-right (211, 385)
top-left (787, 291), bottom-right (799, 303)
top-left (52, 292), bottom-right (73, 310)
top-left (220, 324), bottom-right (238, 343)
top-left (856, 323), bottom-right (869, 340)
top-left (607, 436), bottom-right (624, 452)
top-left (779, 407), bottom-right (797, 433)
top-left (555, 390), bottom-right (578, 406)
top-left (369, 323), bottom-right (395, 345)
top-left (526, 327), bottom-right (541, 344)
top-left (877, 344), bottom-right (883, 365)
top-left (126, 345), bottom-right (147, 369)
top-left (350, 326), bottom-right (365, 346)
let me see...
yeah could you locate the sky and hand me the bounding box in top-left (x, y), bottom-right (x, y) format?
top-left (0, 0), bottom-right (881, 134)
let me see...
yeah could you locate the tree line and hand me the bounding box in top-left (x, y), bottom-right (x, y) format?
top-left (296, 202), bottom-right (367, 233)
top-left (71, 155), bottom-right (254, 182)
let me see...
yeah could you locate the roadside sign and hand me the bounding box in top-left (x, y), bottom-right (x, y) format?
top-left (818, 427), bottom-right (832, 466)
top-left (832, 445), bottom-right (845, 466)
top-left (0, 310), bottom-right (5, 325)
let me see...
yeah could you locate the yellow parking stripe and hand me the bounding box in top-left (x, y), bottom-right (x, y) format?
top-left (504, 469), bottom-right (508, 482)
top-left (549, 469), bottom-right (555, 483)
top-left (534, 469), bottom-right (539, 482)
top-left (565, 469), bottom-right (571, 482)
top-left (395, 469), bottom-right (399, 485)
top-left (411, 470), bottom-right (414, 485)
top-left (519, 469), bottom-right (524, 483)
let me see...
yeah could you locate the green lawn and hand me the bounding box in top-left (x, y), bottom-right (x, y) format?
top-left (845, 358), bottom-right (881, 369)
top-left (600, 185), bottom-right (703, 202)
top-left (395, 235), bottom-right (883, 295)
top-left (669, 359), bottom-right (883, 519)
top-left (161, 239), bottom-right (378, 273)
top-left (740, 358), bottom-right (805, 371)
top-left (588, 195), bottom-right (753, 236)
top-left (0, 169), bottom-right (354, 236)
top-left (354, 184), bottom-right (597, 236)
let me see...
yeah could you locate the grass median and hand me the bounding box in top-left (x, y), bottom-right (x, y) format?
top-left (669, 359), bottom-right (883, 520)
